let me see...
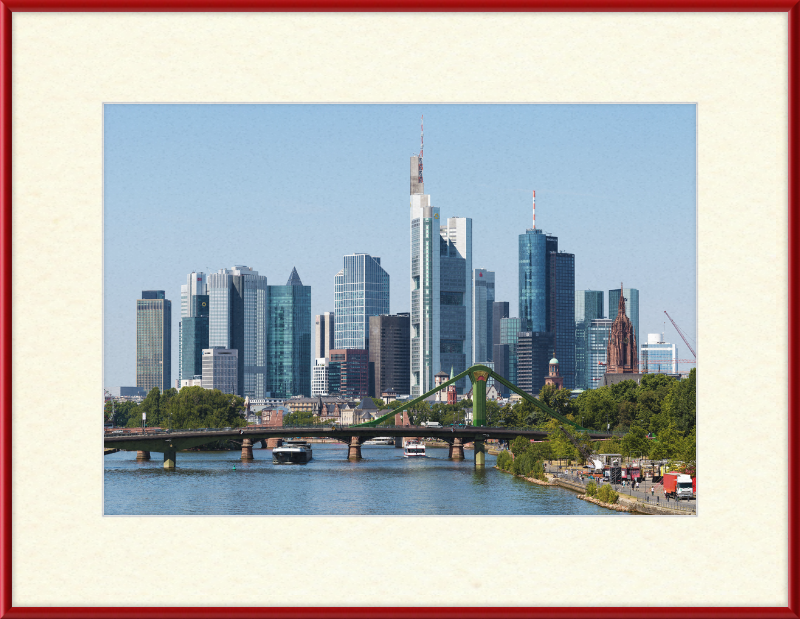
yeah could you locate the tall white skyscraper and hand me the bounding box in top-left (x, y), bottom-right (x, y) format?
top-left (334, 253), bottom-right (389, 351)
top-left (409, 121), bottom-right (472, 396)
top-left (472, 268), bottom-right (495, 363)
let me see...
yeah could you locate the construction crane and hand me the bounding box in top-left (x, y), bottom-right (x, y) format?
top-left (664, 311), bottom-right (696, 358)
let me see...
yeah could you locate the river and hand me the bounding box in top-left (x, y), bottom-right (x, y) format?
top-left (104, 443), bottom-right (629, 516)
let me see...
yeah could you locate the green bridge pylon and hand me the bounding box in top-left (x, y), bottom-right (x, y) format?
top-left (354, 364), bottom-right (590, 467)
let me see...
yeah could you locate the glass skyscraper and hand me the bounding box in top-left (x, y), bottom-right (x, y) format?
top-left (518, 229), bottom-right (550, 333)
top-left (519, 228), bottom-right (574, 390)
top-left (267, 268), bottom-right (311, 398)
top-left (574, 290), bottom-right (604, 390)
top-left (500, 317), bottom-right (521, 386)
top-left (609, 287), bottom-right (640, 350)
top-left (588, 318), bottom-right (613, 389)
top-left (208, 266), bottom-right (268, 398)
top-left (439, 218), bottom-right (472, 393)
top-left (334, 253), bottom-right (389, 351)
top-left (180, 294), bottom-right (209, 380)
top-left (472, 268), bottom-right (495, 364)
top-left (179, 271), bottom-right (206, 381)
top-left (136, 290), bottom-right (172, 393)
top-left (548, 252), bottom-right (575, 389)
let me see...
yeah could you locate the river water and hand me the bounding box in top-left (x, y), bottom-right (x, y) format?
top-left (104, 443), bottom-right (629, 516)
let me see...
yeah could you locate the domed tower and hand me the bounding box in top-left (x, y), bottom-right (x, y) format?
top-left (544, 355), bottom-right (564, 389)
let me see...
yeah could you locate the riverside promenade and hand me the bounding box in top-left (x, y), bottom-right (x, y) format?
top-left (548, 469), bottom-right (696, 515)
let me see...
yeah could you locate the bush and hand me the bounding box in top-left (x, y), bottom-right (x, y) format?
top-left (496, 450), bottom-right (513, 471)
top-left (596, 483), bottom-right (619, 504)
top-left (531, 459), bottom-right (547, 481)
top-left (585, 481), bottom-right (597, 497)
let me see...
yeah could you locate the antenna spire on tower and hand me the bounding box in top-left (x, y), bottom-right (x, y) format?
top-left (418, 115), bottom-right (424, 185)
top-left (532, 190), bottom-right (536, 229)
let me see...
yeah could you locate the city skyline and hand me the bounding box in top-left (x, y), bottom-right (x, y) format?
top-left (105, 104), bottom-right (696, 388)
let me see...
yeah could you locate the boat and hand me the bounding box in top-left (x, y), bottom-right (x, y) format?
top-left (272, 440), bottom-right (313, 464)
top-left (403, 439), bottom-right (426, 457)
top-left (364, 437), bottom-right (395, 445)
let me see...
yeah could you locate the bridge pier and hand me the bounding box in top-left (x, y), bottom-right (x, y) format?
top-left (348, 437), bottom-right (364, 461)
top-left (449, 438), bottom-right (465, 461)
top-left (474, 440), bottom-right (486, 467)
top-left (164, 449), bottom-right (176, 469)
top-left (136, 450), bottom-right (150, 461)
top-left (241, 438), bottom-right (254, 461)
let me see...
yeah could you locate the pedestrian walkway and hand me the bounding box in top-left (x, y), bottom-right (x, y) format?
top-left (548, 468), bottom-right (696, 513)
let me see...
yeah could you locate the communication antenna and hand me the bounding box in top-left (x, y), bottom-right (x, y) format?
top-left (418, 115), bottom-right (424, 185)
top-left (532, 190), bottom-right (536, 229)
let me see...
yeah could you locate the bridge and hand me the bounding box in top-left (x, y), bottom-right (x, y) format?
top-left (104, 364), bottom-right (617, 468)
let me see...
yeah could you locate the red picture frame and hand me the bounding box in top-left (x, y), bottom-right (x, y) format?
top-left (0, 2), bottom-right (797, 618)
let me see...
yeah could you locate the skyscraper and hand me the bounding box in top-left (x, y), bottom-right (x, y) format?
top-left (180, 294), bottom-right (209, 380)
top-left (369, 313), bottom-right (410, 398)
top-left (588, 318), bottom-right (613, 389)
top-left (268, 268), bottom-right (311, 398)
top-left (334, 253), bottom-right (389, 351)
top-left (315, 312), bottom-right (335, 360)
top-left (179, 271), bottom-right (206, 381)
top-left (575, 290), bottom-right (604, 390)
top-left (472, 268), bottom-right (495, 363)
top-left (609, 287), bottom-right (640, 349)
top-left (492, 301), bottom-right (509, 360)
top-left (548, 251), bottom-right (575, 389)
top-left (500, 317), bottom-right (521, 386)
top-left (136, 290), bottom-right (171, 393)
top-left (329, 348), bottom-right (369, 399)
top-left (410, 146), bottom-right (440, 397)
top-left (519, 202), bottom-right (575, 391)
top-left (439, 217), bottom-right (472, 393)
top-left (519, 229), bottom-right (550, 333)
top-left (208, 266), bottom-right (268, 397)
top-left (311, 358), bottom-right (329, 396)
top-left (201, 348), bottom-right (238, 395)
top-left (516, 331), bottom-right (552, 396)
top-left (409, 123), bottom-right (472, 396)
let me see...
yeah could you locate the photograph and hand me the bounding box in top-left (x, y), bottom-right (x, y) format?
top-left (103, 103), bottom-right (697, 516)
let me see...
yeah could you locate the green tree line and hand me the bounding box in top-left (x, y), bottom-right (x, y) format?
top-left (113, 387), bottom-right (247, 430)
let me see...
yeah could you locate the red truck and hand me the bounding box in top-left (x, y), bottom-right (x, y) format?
top-left (663, 471), bottom-right (695, 501)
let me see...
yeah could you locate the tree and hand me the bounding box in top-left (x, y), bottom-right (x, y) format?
top-left (538, 385), bottom-right (574, 418)
top-left (283, 410), bottom-right (317, 426)
top-left (620, 425), bottom-right (649, 460)
top-left (574, 388), bottom-right (616, 430)
top-left (662, 369), bottom-right (696, 434)
top-left (162, 386), bottom-right (246, 430)
top-left (104, 400), bottom-right (138, 427)
top-left (649, 422), bottom-right (683, 461)
top-left (510, 435), bottom-right (532, 457)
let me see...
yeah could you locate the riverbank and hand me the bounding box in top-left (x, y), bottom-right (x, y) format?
top-left (495, 467), bottom-right (694, 515)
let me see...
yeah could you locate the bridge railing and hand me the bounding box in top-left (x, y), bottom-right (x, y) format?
top-left (105, 424), bottom-right (624, 435)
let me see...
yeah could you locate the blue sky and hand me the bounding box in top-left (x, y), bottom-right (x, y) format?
top-left (103, 104), bottom-right (697, 388)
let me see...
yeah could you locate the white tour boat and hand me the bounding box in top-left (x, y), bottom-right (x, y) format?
top-left (272, 440), bottom-right (313, 464)
top-left (364, 437), bottom-right (395, 445)
top-left (403, 439), bottom-right (426, 457)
